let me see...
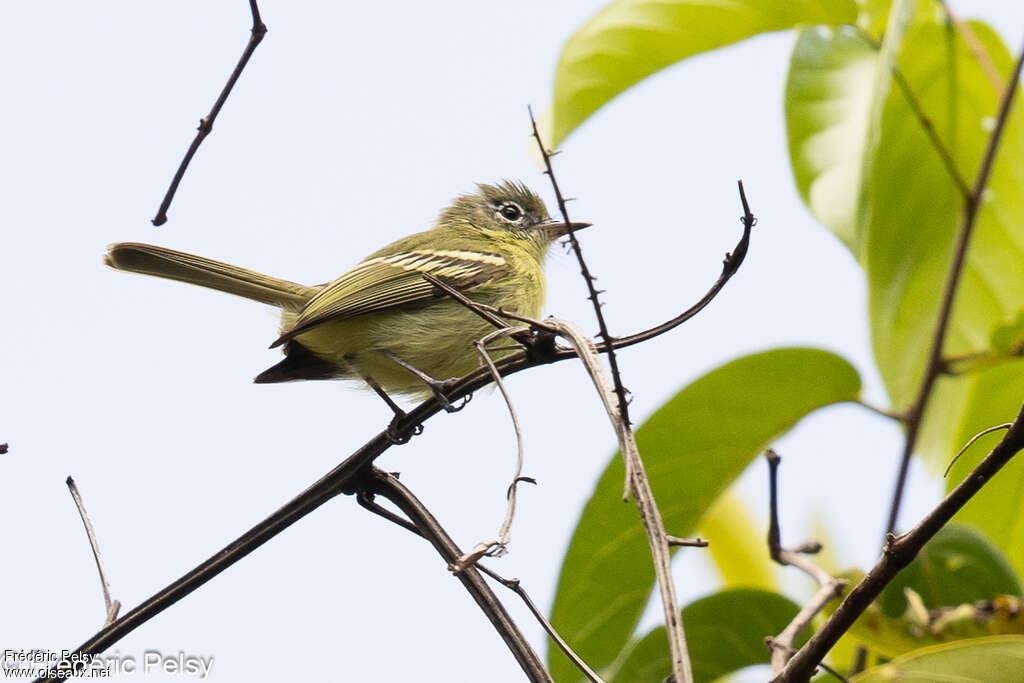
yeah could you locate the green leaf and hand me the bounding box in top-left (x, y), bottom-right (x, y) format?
top-left (786, 25), bottom-right (878, 251)
top-left (609, 589), bottom-right (802, 683)
top-left (699, 490), bottom-right (778, 591)
top-left (851, 635), bottom-right (1024, 682)
top-left (879, 524), bottom-right (1022, 617)
top-left (547, 348), bottom-right (861, 682)
top-left (991, 310), bottom-right (1024, 355)
top-left (857, 0), bottom-right (894, 39)
top-left (863, 19), bottom-right (1024, 409)
top-left (947, 361), bottom-right (1024, 574)
top-left (550, 0), bottom-right (858, 146)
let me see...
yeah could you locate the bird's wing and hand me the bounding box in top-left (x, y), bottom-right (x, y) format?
top-left (271, 248), bottom-right (508, 347)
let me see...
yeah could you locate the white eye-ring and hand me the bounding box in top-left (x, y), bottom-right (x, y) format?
top-left (497, 202), bottom-right (524, 222)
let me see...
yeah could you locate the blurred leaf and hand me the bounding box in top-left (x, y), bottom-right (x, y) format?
top-left (547, 348), bottom-right (861, 681)
top-left (879, 524), bottom-right (1021, 618)
top-left (947, 362), bottom-right (1024, 574)
top-left (857, 0), bottom-right (894, 39)
top-left (786, 25), bottom-right (877, 251)
top-left (550, 0), bottom-right (858, 146)
top-left (863, 19), bottom-right (1024, 410)
top-left (609, 589), bottom-right (801, 683)
top-left (991, 310), bottom-right (1024, 354)
top-left (851, 635), bottom-right (1024, 682)
top-left (928, 595), bottom-right (1024, 640)
top-left (698, 490), bottom-right (778, 591)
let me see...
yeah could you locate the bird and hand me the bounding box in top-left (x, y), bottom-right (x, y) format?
top-left (104, 181), bottom-right (588, 418)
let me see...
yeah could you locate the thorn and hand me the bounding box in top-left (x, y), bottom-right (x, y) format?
top-left (549, 150), bottom-right (563, 157)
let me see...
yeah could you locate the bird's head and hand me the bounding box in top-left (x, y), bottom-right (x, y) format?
top-left (437, 180), bottom-right (590, 245)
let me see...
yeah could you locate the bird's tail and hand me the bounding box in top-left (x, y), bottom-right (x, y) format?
top-left (104, 242), bottom-right (318, 311)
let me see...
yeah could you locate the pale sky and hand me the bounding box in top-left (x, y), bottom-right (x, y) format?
top-left (3, 2), bottom-right (1023, 681)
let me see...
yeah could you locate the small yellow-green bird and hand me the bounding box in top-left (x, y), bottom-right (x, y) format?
top-left (105, 181), bottom-right (587, 415)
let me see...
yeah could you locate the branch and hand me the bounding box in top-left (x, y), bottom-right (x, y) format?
top-left (528, 107), bottom-right (633, 430)
top-left (356, 474), bottom-right (600, 682)
top-left (151, 1), bottom-right (268, 226)
top-left (764, 453), bottom-right (847, 678)
top-left (611, 181), bottom-right (754, 350)
top-left (885, 37), bottom-right (1024, 535)
top-left (66, 477), bottom-right (121, 627)
top-left (476, 565), bottom-right (605, 683)
top-left (38, 187), bottom-right (755, 682)
top-left (360, 469), bottom-right (553, 683)
top-left (776, 403), bottom-right (1024, 682)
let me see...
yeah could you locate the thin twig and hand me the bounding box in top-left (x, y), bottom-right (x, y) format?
top-left (530, 110), bottom-right (703, 683)
top-left (355, 484), bottom-right (600, 683)
top-left (39, 188), bottom-right (756, 682)
top-left (360, 468), bottom-right (553, 682)
top-left (528, 107), bottom-right (633, 430)
top-left (854, 399), bottom-right (904, 422)
top-left (544, 317), bottom-right (692, 683)
top-left (885, 37), bottom-right (1024, 536)
top-left (776, 403), bottom-right (1024, 682)
top-left (151, 0), bottom-right (268, 226)
top-left (610, 181), bottom-right (754, 351)
top-left (66, 477), bottom-right (121, 627)
top-left (943, 422), bottom-right (1013, 477)
top-left (765, 640), bottom-right (849, 683)
top-left (764, 453), bottom-right (847, 676)
top-left (451, 326), bottom-right (534, 571)
top-left (477, 565), bottom-right (606, 683)
top-left (666, 536), bottom-right (709, 548)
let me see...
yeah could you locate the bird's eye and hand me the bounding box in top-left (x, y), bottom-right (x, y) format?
top-left (498, 202), bottom-right (524, 222)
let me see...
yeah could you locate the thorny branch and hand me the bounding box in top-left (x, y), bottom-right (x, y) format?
top-left (776, 403), bottom-right (1024, 682)
top-left (151, 1), bottom-right (267, 226)
top-left (885, 36), bottom-right (1024, 535)
top-left (36, 186), bottom-right (754, 683)
top-left (529, 111), bottom-right (730, 683)
top-left (763, 452), bottom-right (847, 679)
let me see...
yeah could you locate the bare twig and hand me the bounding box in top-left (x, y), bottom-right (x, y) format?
top-left (530, 111), bottom-right (705, 683)
top-left (360, 468), bottom-right (552, 682)
top-left (765, 640), bottom-right (849, 683)
top-left (545, 317), bottom-right (692, 683)
top-left (943, 422), bottom-right (1013, 477)
top-left (885, 37), bottom-right (1024, 535)
top-left (764, 453), bottom-right (847, 676)
top-left (66, 477), bottom-right (121, 627)
top-left (151, 1), bottom-right (268, 226)
top-left (776, 403), bottom-right (1024, 682)
top-left (451, 326), bottom-right (534, 571)
top-left (528, 107), bottom-right (633, 427)
top-left (666, 536), bottom-right (709, 548)
top-left (477, 565), bottom-right (605, 683)
top-left (854, 400), bottom-right (905, 422)
top-left (611, 181), bottom-right (754, 351)
top-left (355, 480), bottom-right (599, 683)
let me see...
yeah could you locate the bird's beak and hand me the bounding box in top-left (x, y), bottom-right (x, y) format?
top-left (535, 220), bottom-right (591, 238)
